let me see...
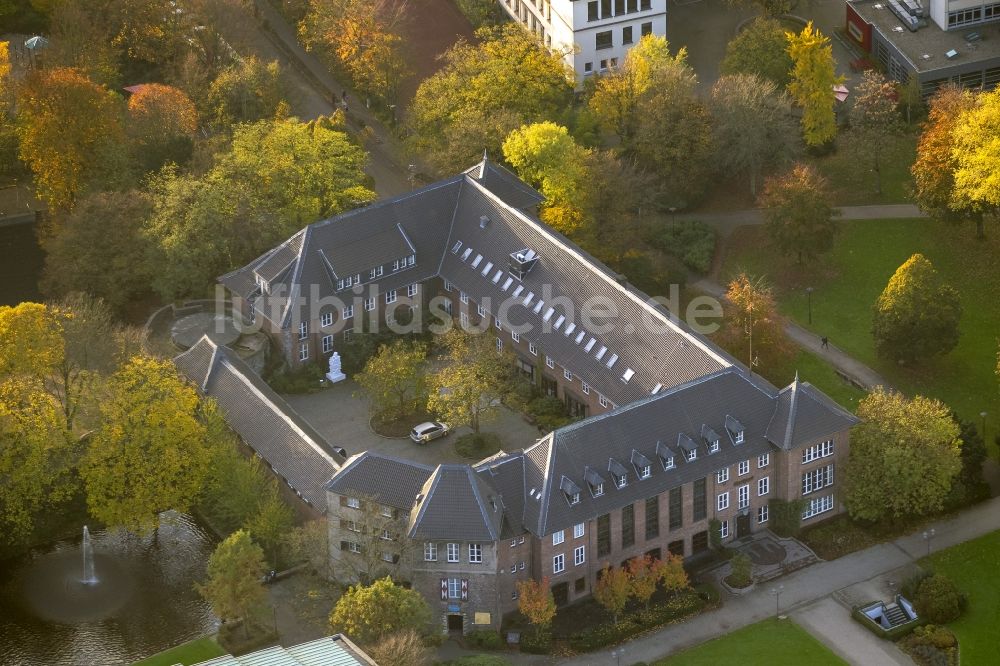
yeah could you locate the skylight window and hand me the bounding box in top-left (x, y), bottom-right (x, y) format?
top-left (452, 241), bottom-right (463, 254)
top-left (471, 254), bottom-right (483, 268)
top-left (584, 338), bottom-right (596, 352)
top-left (502, 277), bottom-right (513, 291)
top-left (595, 346), bottom-right (607, 360)
top-left (533, 300), bottom-right (544, 314)
top-left (461, 248), bottom-right (473, 261)
top-left (523, 291), bottom-right (534, 306)
top-left (543, 307), bottom-right (555, 321)
top-left (651, 383), bottom-right (663, 394)
top-left (512, 285), bottom-right (524, 297)
top-left (606, 353), bottom-right (619, 369)
top-left (622, 368), bottom-right (634, 383)
top-left (492, 270), bottom-right (503, 284)
top-left (564, 323), bottom-right (576, 336)
top-left (575, 330), bottom-right (586, 344)
top-left (481, 260), bottom-right (492, 275)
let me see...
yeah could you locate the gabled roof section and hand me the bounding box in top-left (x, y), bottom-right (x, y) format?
top-left (174, 336), bottom-right (344, 508)
top-left (475, 451), bottom-right (526, 537)
top-left (766, 377), bottom-right (860, 450)
top-left (325, 451), bottom-right (434, 510)
top-left (409, 465), bottom-right (504, 541)
top-left (525, 367), bottom-right (781, 536)
top-left (463, 155), bottom-right (545, 210)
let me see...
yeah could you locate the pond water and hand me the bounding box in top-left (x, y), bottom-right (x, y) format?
top-left (0, 221), bottom-right (44, 306)
top-left (0, 512), bottom-right (217, 666)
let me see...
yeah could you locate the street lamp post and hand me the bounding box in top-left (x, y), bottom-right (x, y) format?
top-left (611, 648), bottom-right (623, 666)
top-left (770, 584), bottom-right (784, 618)
top-left (805, 287), bottom-right (814, 325)
top-left (981, 411), bottom-right (988, 442)
top-left (923, 528), bottom-right (936, 557)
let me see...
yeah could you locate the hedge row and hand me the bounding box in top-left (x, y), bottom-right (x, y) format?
top-left (567, 592), bottom-right (705, 652)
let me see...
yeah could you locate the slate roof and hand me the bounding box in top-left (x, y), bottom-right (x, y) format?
top-left (221, 157), bottom-right (731, 405)
top-left (173, 336), bottom-right (344, 508)
top-left (521, 367), bottom-right (855, 536)
top-left (463, 158), bottom-right (545, 210)
top-left (765, 375), bottom-right (860, 450)
top-left (408, 465), bottom-right (505, 541)
top-left (475, 452), bottom-right (528, 538)
top-left (325, 451), bottom-right (434, 510)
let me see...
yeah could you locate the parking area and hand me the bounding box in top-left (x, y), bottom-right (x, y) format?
top-left (282, 379), bottom-right (546, 467)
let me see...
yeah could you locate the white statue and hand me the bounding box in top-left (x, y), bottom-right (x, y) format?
top-left (325, 351), bottom-right (346, 384)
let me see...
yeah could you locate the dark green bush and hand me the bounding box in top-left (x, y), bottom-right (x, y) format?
top-left (726, 552), bottom-right (753, 588)
top-left (267, 362), bottom-right (326, 394)
top-left (519, 629), bottom-right (551, 654)
top-left (567, 592), bottom-right (704, 652)
top-left (647, 220), bottom-right (717, 274)
top-left (899, 625), bottom-right (958, 666)
top-left (464, 629), bottom-right (504, 651)
top-left (769, 498), bottom-right (806, 537)
top-left (914, 574), bottom-right (965, 624)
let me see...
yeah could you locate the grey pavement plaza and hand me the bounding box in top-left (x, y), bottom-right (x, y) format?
top-left (282, 379), bottom-right (545, 467)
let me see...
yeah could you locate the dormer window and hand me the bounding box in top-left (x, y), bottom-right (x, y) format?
top-left (735, 430), bottom-right (744, 444)
top-left (254, 273), bottom-right (270, 294)
top-left (686, 449), bottom-right (697, 462)
top-left (585, 467), bottom-right (605, 497)
top-left (726, 415), bottom-right (746, 445)
top-left (560, 477), bottom-right (582, 507)
top-left (608, 459), bottom-right (629, 488)
top-left (678, 433), bottom-right (698, 463)
top-left (709, 441), bottom-right (720, 453)
top-left (702, 425), bottom-right (721, 454)
top-left (640, 465), bottom-right (651, 479)
top-left (631, 450), bottom-right (653, 480)
top-left (656, 440), bottom-right (675, 470)
top-left (615, 473), bottom-right (628, 488)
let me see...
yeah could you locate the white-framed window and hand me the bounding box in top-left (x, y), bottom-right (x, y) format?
top-left (298, 342), bottom-right (309, 361)
top-left (460, 312), bottom-right (469, 328)
top-left (717, 467), bottom-right (729, 484)
top-left (529, 342), bottom-right (538, 356)
top-left (494, 316), bottom-right (502, 330)
top-left (385, 290), bottom-right (397, 304)
top-left (444, 280), bottom-right (453, 292)
top-left (343, 519), bottom-right (360, 532)
top-left (686, 448), bottom-right (697, 462)
top-left (758, 505), bottom-right (769, 524)
top-left (614, 472), bottom-right (627, 488)
top-left (496, 338), bottom-right (503, 352)
top-left (592, 482), bottom-right (604, 497)
top-left (553, 553), bottom-right (565, 574)
top-left (802, 439), bottom-right (835, 464)
top-left (709, 440), bottom-right (720, 453)
top-left (447, 543), bottom-right (459, 562)
top-left (599, 394), bottom-right (609, 408)
top-left (447, 577), bottom-right (461, 599)
top-left (569, 491), bottom-right (580, 505)
top-left (546, 356), bottom-right (555, 369)
top-left (639, 464), bottom-right (651, 479)
top-left (511, 590), bottom-right (518, 599)
top-left (510, 538), bottom-right (517, 548)
top-left (802, 464), bottom-right (834, 495)
top-left (477, 304), bottom-right (487, 317)
top-left (346, 497), bottom-right (360, 509)
top-left (717, 492), bottom-right (729, 511)
top-left (342, 305), bottom-right (354, 319)
top-left (345, 541), bottom-right (361, 553)
top-left (802, 494), bottom-right (834, 520)
top-left (364, 297), bottom-right (376, 312)
top-left (321, 311), bottom-right (333, 328)
top-left (299, 322), bottom-right (308, 339)
top-left (758, 453), bottom-right (769, 468)
top-left (512, 330), bottom-right (520, 342)
top-left (738, 484), bottom-right (750, 509)
top-left (469, 543), bottom-right (482, 563)
top-left (344, 329), bottom-right (353, 342)
top-left (424, 542), bottom-right (437, 561)
top-left (720, 519), bottom-right (730, 539)
top-left (519, 561), bottom-right (525, 570)
top-left (738, 460), bottom-right (750, 476)
top-left (460, 291), bottom-right (469, 304)
top-left (407, 283), bottom-right (418, 297)
top-left (582, 381), bottom-right (590, 395)
top-left (322, 335), bottom-right (333, 354)
top-left (380, 551), bottom-right (394, 562)
top-left (758, 476), bottom-right (770, 496)
top-left (380, 528), bottom-right (392, 541)
top-left (574, 545), bottom-right (585, 566)
top-left (510, 564), bottom-right (516, 574)
top-left (574, 523), bottom-right (585, 539)
top-left (564, 369), bottom-right (573, 381)
top-left (381, 505), bottom-right (393, 518)
top-left (735, 430), bottom-right (744, 444)
top-left (663, 455), bottom-right (675, 469)
top-left (553, 530), bottom-right (565, 546)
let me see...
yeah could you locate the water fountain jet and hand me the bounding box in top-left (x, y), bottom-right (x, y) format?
top-left (81, 525), bottom-right (98, 585)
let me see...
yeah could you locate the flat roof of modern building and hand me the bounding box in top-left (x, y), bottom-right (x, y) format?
top-left (191, 634), bottom-right (376, 666)
top-left (850, 0), bottom-right (1000, 74)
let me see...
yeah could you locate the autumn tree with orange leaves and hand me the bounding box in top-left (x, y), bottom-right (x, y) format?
top-left (127, 83), bottom-right (198, 172)
top-left (517, 576), bottom-right (557, 634)
top-left (16, 68), bottom-right (127, 212)
top-left (594, 564), bottom-right (632, 624)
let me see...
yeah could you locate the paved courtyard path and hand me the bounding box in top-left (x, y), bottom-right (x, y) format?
top-left (792, 597), bottom-right (911, 666)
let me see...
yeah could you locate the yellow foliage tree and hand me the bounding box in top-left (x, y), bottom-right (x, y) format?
top-left (15, 68), bottom-right (126, 211)
top-left (0, 302), bottom-right (65, 378)
top-left (81, 356), bottom-right (210, 533)
top-left (950, 87), bottom-right (1000, 237)
top-left (786, 22), bottom-right (843, 147)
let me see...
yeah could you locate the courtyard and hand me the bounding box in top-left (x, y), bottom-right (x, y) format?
top-left (282, 378), bottom-right (545, 467)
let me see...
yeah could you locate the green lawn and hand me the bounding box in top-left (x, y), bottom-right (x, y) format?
top-left (132, 636), bottom-right (226, 666)
top-left (720, 219), bottom-right (1000, 431)
top-left (657, 618), bottom-right (846, 665)
top-left (922, 530), bottom-right (1000, 664)
top-left (807, 130), bottom-right (918, 206)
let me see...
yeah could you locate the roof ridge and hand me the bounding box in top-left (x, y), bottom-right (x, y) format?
top-left (783, 375), bottom-right (800, 450)
top-left (279, 224), bottom-right (312, 329)
top-left (467, 466), bottom-right (500, 541)
top-left (308, 177), bottom-right (465, 232)
top-left (408, 465), bottom-right (444, 537)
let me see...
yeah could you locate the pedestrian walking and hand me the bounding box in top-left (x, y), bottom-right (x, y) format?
top-left (821, 336), bottom-right (829, 349)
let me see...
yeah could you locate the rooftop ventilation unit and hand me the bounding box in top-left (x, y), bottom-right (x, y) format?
top-left (479, 215), bottom-right (491, 229)
top-left (508, 248), bottom-right (539, 279)
top-left (887, 0), bottom-right (920, 30)
top-left (946, 49), bottom-right (958, 59)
